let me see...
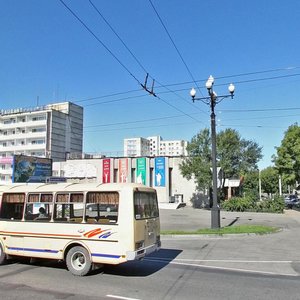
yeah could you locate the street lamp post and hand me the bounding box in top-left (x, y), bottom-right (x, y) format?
top-left (190, 76), bottom-right (235, 229)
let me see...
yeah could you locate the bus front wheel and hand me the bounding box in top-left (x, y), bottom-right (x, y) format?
top-left (66, 246), bottom-right (92, 276)
top-left (0, 243), bottom-right (7, 265)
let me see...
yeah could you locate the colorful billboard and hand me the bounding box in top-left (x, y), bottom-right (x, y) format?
top-left (102, 159), bottom-right (111, 183)
top-left (136, 157), bottom-right (146, 185)
top-left (155, 157), bottom-right (166, 187)
top-left (118, 158), bottom-right (128, 183)
top-left (12, 155), bottom-right (52, 183)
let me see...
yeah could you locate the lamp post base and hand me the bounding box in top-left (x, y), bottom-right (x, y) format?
top-left (211, 206), bottom-right (221, 229)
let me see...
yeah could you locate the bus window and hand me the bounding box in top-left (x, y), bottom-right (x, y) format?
top-left (0, 193), bottom-right (25, 220)
top-left (54, 193), bottom-right (84, 223)
top-left (134, 192), bottom-right (159, 220)
top-left (25, 193), bottom-right (52, 221)
top-left (86, 192), bottom-right (119, 224)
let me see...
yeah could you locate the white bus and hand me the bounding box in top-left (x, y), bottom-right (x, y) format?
top-left (0, 182), bottom-right (161, 276)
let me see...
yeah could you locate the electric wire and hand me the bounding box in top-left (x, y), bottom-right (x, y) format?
top-left (88, 0), bottom-right (207, 116)
top-left (84, 113), bottom-right (191, 128)
top-left (88, 0), bottom-right (148, 75)
top-left (148, 0), bottom-right (204, 97)
top-left (59, 0), bottom-right (142, 86)
top-left (73, 68), bottom-right (300, 107)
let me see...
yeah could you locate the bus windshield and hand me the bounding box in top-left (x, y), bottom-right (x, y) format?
top-left (134, 191), bottom-right (159, 220)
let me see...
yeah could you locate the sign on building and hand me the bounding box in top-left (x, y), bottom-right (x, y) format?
top-left (154, 157), bottom-right (166, 187)
top-left (118, 158), bottom-right (128, 183)
top-left (136, 157), bottom-right (146, 185)
top-left (12, 155), bottom-right (52, 183)
top-left (102, 159), bottom-right (111, 183)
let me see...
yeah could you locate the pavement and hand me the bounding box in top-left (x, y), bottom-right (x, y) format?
top-left (158, 207), bottom-right (300, 277)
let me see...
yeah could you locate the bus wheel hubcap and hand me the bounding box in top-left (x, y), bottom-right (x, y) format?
top-left (72, 252), bottom-right (85, 270)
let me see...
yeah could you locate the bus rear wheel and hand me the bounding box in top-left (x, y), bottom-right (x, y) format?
top-left (66, 246), bottom-right (92, 276)
top-left (0, 243), bottom-right (7, 265)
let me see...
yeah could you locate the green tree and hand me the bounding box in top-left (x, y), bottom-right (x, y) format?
top-left (260, 166), bottom-right (279, 195)
top-left (180, 128), bottom-right (263, 193)
top-left (242, 170), bottom-right (259, 197)
top-left (273, 123), bottom-right (300, 188)
top-left (217, 129), bottom-right (262, 178)
top-left (180, 129), bottom-right (212, 191)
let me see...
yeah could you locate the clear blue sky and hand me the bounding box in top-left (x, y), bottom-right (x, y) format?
top-left (1, 0), bottom-right (300, 169)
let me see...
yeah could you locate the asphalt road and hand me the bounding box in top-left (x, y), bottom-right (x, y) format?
top-left (0, 208), bottom-right (300, 299)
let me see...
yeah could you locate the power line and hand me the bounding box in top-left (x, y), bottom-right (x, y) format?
top-left (75, 88), bottom-right (143, 104)
top-left (220, 107), bottom-right (300, 113)
top-left (88, 0), bottom-right (207, 116)
top-left (219, 113), bottom-right (300, 121)
top-left (88, 0), bottom-right (149, 75)
top-left (158, 67), bottom-right (300, 88)
top-left (84, 112), bottom-right (207, 129)
top-left (59, 0), bottom-right (142, 86)
top-left (84, 120), bottom-right (197, 133)
top-left (73, 68), bottom-right (300, 108)
top-left (148, 0), bottom-right (204, 97)
top-left (84, 113), bottom-right (190, 128)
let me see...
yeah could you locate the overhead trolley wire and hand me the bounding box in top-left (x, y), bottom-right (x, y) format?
top-left (59, 0), bottom-right (142, 86)
top-left (148, 0), bottom-right (204, 97)
top-left (88, 0), bottom-right (207, 117)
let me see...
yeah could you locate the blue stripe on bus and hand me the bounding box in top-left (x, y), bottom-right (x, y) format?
top-left (91, 253), bottom-right (121, 259)
top-left (8, 247), bottom-right (59, 254)
top-left (8, 247), bottom-right (120, 259)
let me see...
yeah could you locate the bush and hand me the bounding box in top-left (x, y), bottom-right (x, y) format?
top-left (256, 195), bottom-right (284, 213)
top-left (221, 196), bottom-right (255, 212)
top-left (221, 194), bottom-right (284, 213)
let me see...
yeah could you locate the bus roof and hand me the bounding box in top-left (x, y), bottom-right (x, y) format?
top-left (0, 182), bottom-right (155, 194)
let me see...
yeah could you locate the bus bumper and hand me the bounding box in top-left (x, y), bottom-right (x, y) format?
top-left (126, 242), bottom-right (161, 261)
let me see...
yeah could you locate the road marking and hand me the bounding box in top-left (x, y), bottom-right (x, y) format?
top-left (144, 258), bottom-right (300, 277)
top-left (168, 260), bottom-right (299, 276)
top-left (148, 257), bottom-right (300, 263)
top-left (106, 295), bottom-right (141, 300)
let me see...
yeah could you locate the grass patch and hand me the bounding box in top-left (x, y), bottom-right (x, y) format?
top-left (161, 225), bottom-right (279, 235)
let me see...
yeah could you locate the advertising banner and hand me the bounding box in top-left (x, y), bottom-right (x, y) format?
top-left (155, 157), bottom-right (166, 187)
top-left (102, 159), bottom-right (111, 183)
top-left (136, 157), bottom-right (146, 185)
top-left (12, 155), bottom-right (52, 183)
top-left (0, 157), bottom-right (13, 165)
top-left (118, 158), bottom-right (128, 183)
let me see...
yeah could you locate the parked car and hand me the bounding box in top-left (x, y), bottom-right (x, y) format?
top-left (284, 195), bottom-right (300, 209)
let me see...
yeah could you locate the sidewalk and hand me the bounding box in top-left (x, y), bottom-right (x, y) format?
top-left (159, 207), bottom-right (300, 276)
top-left (159, 206), bottom-right (300, 231)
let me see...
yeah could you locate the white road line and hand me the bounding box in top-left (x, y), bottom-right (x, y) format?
top-left (167, 260), bottom-right (299, 277)
top-left (106, 295), bottom-right (141, 300)
top-left (146, 257), bottom-right (300, 263)
top-left (144, 258), bottom-right (299, 277)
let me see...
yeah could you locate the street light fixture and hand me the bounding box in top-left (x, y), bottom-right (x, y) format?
top-left (190, 76), bottom-right (235, 229)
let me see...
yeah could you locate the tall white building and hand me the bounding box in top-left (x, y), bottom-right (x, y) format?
top-left (0, 102), bottom-right (83, 183)
top-left (124, 135), bottom-right (187, 157)
top-left (123, 137), bottom-right (150, 157)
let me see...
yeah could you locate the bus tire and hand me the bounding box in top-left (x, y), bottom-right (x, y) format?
top-left (66, 246), bottom-right (92, 276)
top-left (0, 243), bottom-right (7, 265)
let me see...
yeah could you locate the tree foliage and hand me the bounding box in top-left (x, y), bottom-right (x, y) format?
top-left (273, 123), bottom-right (300, 186)
top-left (180, 129), bottom-right (212, 190)
top-left (180, 128), bottom-right (263, 192)
top-left (260, 166), bottom-right (279, 194)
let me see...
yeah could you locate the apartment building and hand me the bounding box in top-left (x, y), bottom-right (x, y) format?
top-left (124, 135), bottom-right (187, 157)
top-left (123, 137), bottom-right (150, 157)
top-left (159, 139), bottom-right (188, 156)
top-left (0, 102), bottom-right (83, 183)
